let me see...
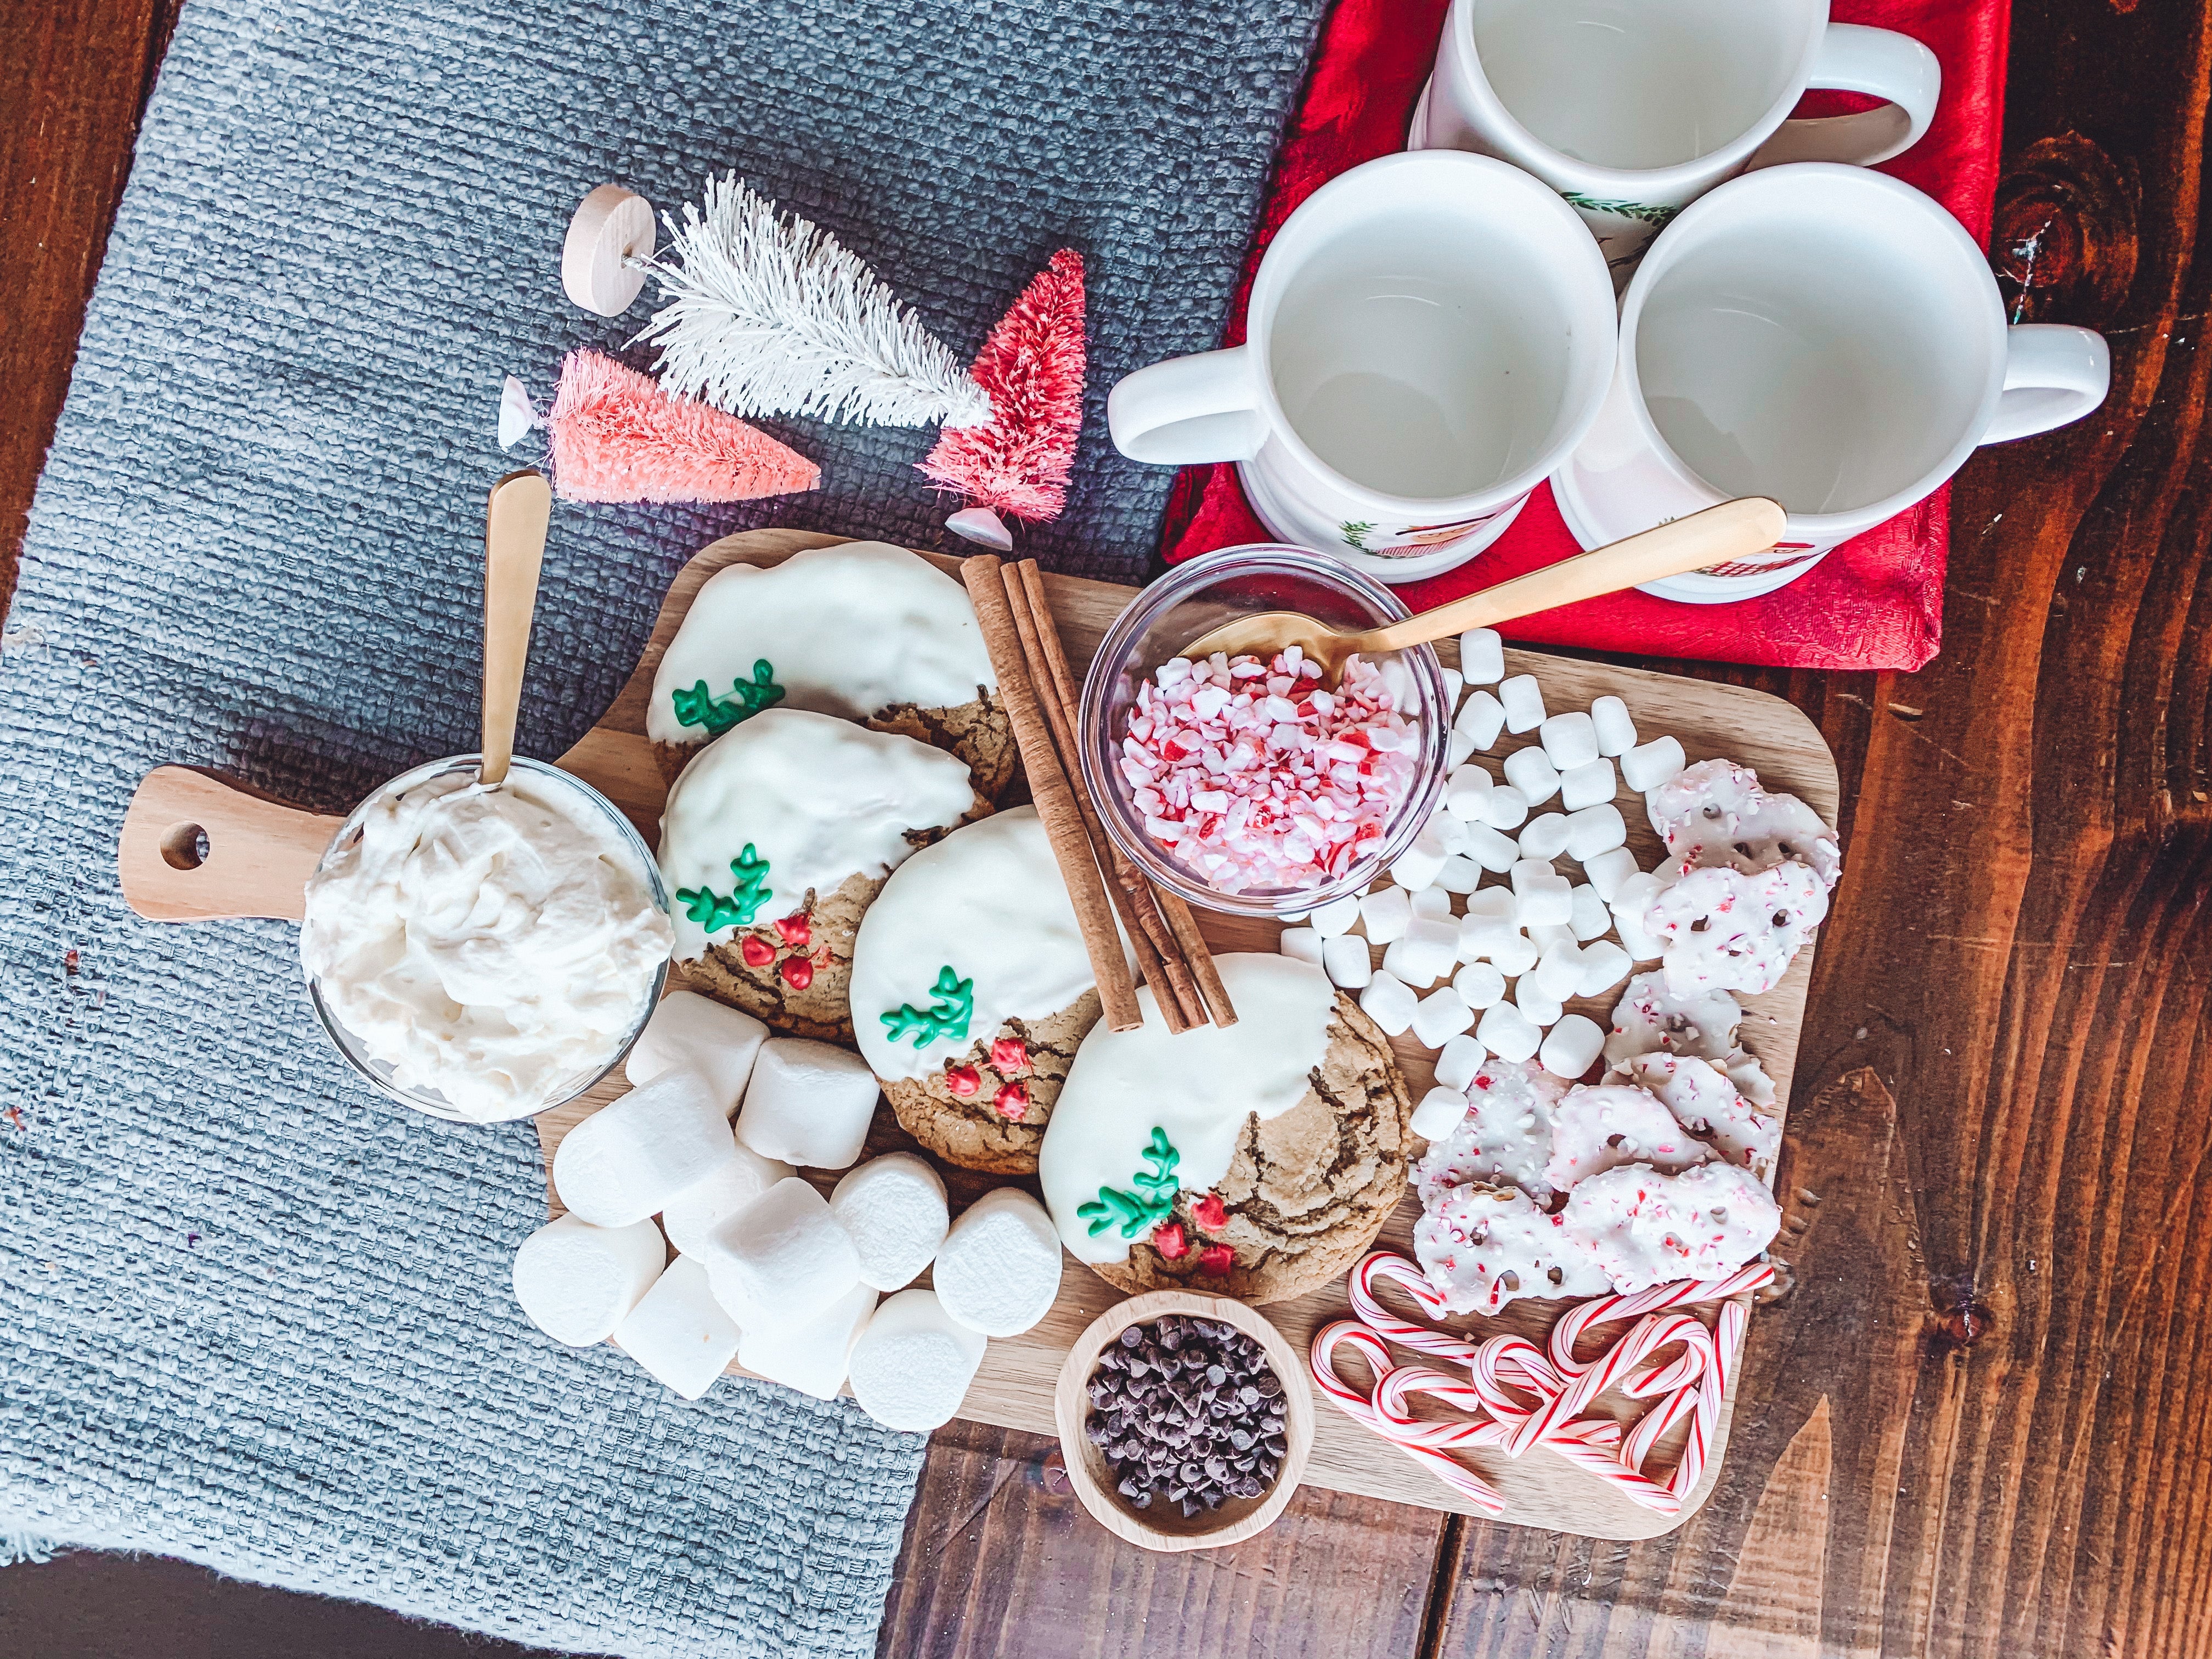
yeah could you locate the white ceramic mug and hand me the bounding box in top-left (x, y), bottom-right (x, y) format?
top-left (1551, 163), bottom-right (2112, 603)
top-left (1412, 0), bottom-right (1942, 263)
top-left (1106, 151), bottom-right (1617, 582)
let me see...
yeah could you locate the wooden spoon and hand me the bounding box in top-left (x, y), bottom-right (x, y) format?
top-left (1178, 497), bottom-right (1787, 680)
top-left (480, 469), bottom-right (552, 786)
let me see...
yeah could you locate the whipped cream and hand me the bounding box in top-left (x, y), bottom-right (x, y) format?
top-left (302, 768), bottom-right (672, 1120)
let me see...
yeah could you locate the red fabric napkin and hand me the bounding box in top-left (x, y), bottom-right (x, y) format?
top-left (1159, 0), bottom-right (2012, 669)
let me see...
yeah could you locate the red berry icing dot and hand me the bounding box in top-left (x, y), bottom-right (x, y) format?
top-left (778, 955), bottom-right (814, 990)
top-left (1191, 1193), bottom-right (1227, 1233)
top-left (1152, 1221), bottom-right (1188, 1261)
top-left (944, 1064), bottom-right (981, 1098)
top-left (740, 935), bottom-right (776, 968)
top-left (1197, 1243), bottom-right (1234, 1276)
top-left (992, 1081), bottom-right (1030, 1121)
top-left (773, 912), bottom-right (811, 947)
top-left (989, 1036), bottom-right (1030, 1075)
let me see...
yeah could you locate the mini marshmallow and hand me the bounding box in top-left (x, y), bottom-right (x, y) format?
top-left (614, 1256), bottom-right (740, 1401)
top-left (702, 1176), bottom-right (862, 1328)
top-left (1490, 929), bottom-right (1540, 978)
top-left (1567, 883), bottom-right (1612, 943)
top-left (1622, 735), bottom-right (1688, 793)
top-left (1453, 961), bottom-right (1507, 1009)
top-left (830, 1153), bottom-right (950, 1291)
top-left (1410, 985), bottom-right (1476, 1048)
top-left (1443, 763), bottom-right (1493, 819)
top-left (1278, 926), bottom-right (1327, 967)
top-left (625, 990), bottom-right (770, 1116)
top-left (1575, 940), bottom-right (1634, 997)
top-left (1499, 674), bottom-right (1546, 733)
top-left (1434, 1033), bottom-right (1488, 1092)
top-left (1447, 727), bottom-right (1479, 769)
top-left (1463, 885), bottom-right (1516, 922)
top-left (1360, 885), bottom-right (1413, 944)
top-left (1308, 893), bottom-right (1363, 938)
top-left (1480, 785), bottom-right (1529, 831)
top-left (1564, 802), bottom-right (1628, 861)
top-left (1611, 871), bottom-right (1666, 927)
top-left (1502, 746), bottom-right (1561, 806)
top-left (738, 1279), bottom-right (878, 1400)
top-left (1436, 854), bottom-right (1484, 895)
top-left (1531, 938), bottom-right (1585, 1001)
top-left (1527, 921), bottom-right (1576, 951)
top-left (932, 1188), bottom-right (1062, 1337)
top-left (1440, 665), bottom-right (1463, 706)
top-left (1558, 758), bottom-right (1617, 813)
top-left (553, 1070), bottom-right (737, 1228)
top-left (1519, 812), bottom-right (1570, 860)
top-left (1455, 689), bottom-right (1506, 751)
top-left (1459, 628), bottom-right (1505, 685)
top-left (1616, 910), bottom-right (1667, 962)
top-left (1477, 1000), bottom-right (1541, 1063)
top-left (1389, 830), bottom-right (1448, 893)
top-left (1539, 712), bottom-right (1599, 770)
top-left (1403, 918), bottom-right (1460, 977)
top-left (1583, 844), bottom-right (1639, 901)
top-left (1456, 911), bottom-right (1515, 962)
top-left (1322, 934), bottom-right (1374, 989)
top-left (661, 1138), bottom-right (796, 1257)
top-left (847, 1288), bottom-right (989, 1431)
top-left (1466, 822), bottom-right (1521, 872)
top-left (1515, 986), bottom-right (1564, 1028)
top-left (512, 1214), bottom-right (665, 1347)
top-left (1359, 969), bottom-right (1419, 1036)
top-left (1409, 884), bottom-right (1455, 919)
top-left (1591, 696), bottom-right (1637, 757)
top-left (736, 1039), bottom-right (881, 1170)
top-left (1510, 860), bottom-right (1573, 927)
top-left (1381, 939), bottom-right (1442, 990)
top-left (1427, 810), bottom-right (1469, 856)
top-left (1411, 1085), bottom-right (1471, 1141)
top-left (1538, 1014), bottom-right (1605, 1081)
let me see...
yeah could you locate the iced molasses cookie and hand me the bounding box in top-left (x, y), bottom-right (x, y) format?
top-left (647, 541), bottom-right (1015, 801)
top-left (852, 807), bottom-right (1131, 1175)
top-left (657, 707), bottom-right (987, 1041)
top-left (1039, 953), bottom-right (1413, 1306)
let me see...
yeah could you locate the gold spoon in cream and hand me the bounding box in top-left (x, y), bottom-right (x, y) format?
top-left (479, 469), bottom-right (553, 786)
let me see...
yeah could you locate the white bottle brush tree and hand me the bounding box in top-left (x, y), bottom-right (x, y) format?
top-left (639, 174), bottom-right (994, 430)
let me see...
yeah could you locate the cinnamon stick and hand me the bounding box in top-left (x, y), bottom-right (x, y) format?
top-left (1014, 560), bottom-right (1237, 1029)
top-left (961, 555), bottom-right (1146, 1032)
top-left (1002, 562), bottom-right (1204, 1032)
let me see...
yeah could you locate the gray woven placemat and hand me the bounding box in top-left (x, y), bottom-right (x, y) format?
top-left (0, 0), bottom-right (1326, 1653)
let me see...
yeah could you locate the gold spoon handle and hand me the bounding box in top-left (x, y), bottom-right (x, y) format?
top-left (1358, 497), bottom-right (1788, 653)
top-left (481, 469), bottom-right (552, 787)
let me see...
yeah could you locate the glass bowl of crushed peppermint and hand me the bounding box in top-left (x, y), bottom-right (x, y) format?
top-left (1079, 545), bottom-right (1451, 918)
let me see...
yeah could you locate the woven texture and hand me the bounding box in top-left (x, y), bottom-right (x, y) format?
top-left (0, 0), bottom-right (1326, 1654)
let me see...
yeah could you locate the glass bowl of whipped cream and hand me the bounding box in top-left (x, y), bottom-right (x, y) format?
top-left (300, 754), bottom-right (674, 1125)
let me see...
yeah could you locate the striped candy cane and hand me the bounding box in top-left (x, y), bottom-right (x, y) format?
top-left (1310, 1319), bottom-right (1508, 1513)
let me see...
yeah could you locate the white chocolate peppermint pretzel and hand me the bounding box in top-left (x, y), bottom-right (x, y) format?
top-left (1615, 1051), bottom-right (1781, 1181)
top-left (1542, 1082), bottom-right (1714, 1193)
top-left (1646, 758), bottom-right (1841, 889)
top-left (1643, 861), bottom-right (1829, 997)
top-left (1413, 1057), bottom-right (1567, 1204)
top-left (1561, 1161), bottom-right (1782, 1293)
top-left (1413, 1183), bottom-right (1610, 1314)
top-left (1602, 971), bottom-right (1744, 1066)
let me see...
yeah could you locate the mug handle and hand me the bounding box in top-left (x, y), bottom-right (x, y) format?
top-left (1750, 25), bottom-right (1942, 169)
top-left (1982, 325), bottom-right (2112, 445)
top-left (1107, 345), bottom-right (1267, 465)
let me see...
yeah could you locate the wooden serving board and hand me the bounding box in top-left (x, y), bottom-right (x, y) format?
top-left (116, 529), bottom-right (1837, 1541)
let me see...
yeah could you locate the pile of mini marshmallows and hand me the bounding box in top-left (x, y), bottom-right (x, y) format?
top-left (1120, 648), bottom-right (1421, 892)
top-left (1276, 628), bottom-right (1689, 1102)
top-left (509, 990), bottom-right (1062, 1428)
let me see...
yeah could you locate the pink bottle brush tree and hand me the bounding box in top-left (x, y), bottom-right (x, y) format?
top-left (546, 348), bottom-right (820, 504)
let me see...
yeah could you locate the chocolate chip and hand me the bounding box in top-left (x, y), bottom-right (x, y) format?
top-left (1120, 1327), bottom-right (1143, 1350)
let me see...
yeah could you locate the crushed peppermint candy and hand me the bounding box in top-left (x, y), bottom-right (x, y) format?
top-left (1120, 647), bottom-right (1419, 894)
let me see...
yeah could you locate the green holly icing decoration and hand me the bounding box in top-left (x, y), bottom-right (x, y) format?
top-left (880, 964), bottom-right (974, 1048)
top-left (1560, 191), bottom-right (1681, 229)
top-left (676, 844), bottom-right (772, 934)
top-left (1078, 1127), bottom-right (1181, 1239)
top-left (670, 659), bottom-right (786, 737)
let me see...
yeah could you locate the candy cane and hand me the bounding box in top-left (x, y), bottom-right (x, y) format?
top-left (1310, 1319), bottom-right (1507, 1513)
top-left (1348, 1253), bottom-right (1486, 1369)
top-left (1549, 1263), bottom-right (1774, 1376)
top-left (1517, 1311), bottom-right (1714, 1455)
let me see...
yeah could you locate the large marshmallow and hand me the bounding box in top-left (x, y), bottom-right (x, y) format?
top-left (738, 1280), bottom-right (878, 1400)
top-left (614, 1256), bottom-right (741, 1401)
top-left (847, 1289), bottom-right (989, 1431)
top-left (933, 1188), bottom-right (1063, 1337)
top-left (702, 1176), bottom-right (862, 1327)
top-left (552, 1070), bottom-right (736, 1228)
top-left (512, 1213), bottom-right (666, 1347)
top-left (623, 989), bottom-right (769, 1115)
top-left (659, 1138), bottom-right (796, 1257)
top-left (830, 1153), bottom-right (950, 1291)
top-left (736, 1038), bottom-right (881, 1170)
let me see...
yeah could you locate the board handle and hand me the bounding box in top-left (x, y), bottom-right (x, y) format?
top-left (118, 766), bottom-right (345, 923)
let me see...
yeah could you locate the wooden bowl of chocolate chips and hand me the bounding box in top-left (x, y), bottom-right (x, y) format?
top-left (1053, 1290), bottom-right (1314, 1552)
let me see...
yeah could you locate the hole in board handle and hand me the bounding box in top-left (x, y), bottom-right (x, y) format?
top-left (160, 822), bottom-right (210, 871)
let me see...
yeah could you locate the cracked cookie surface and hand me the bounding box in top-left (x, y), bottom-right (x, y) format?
top-left (883, 992), bottom-right (1099, 1174)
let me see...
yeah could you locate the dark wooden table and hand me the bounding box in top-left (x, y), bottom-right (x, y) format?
top-left (5, 0), bottom-right (2206, 1654)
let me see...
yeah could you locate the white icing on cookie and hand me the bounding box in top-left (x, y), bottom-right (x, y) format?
top-left (1413, 1057), bottom-right (1566, 1205)
top-left (851, 807), bottom-right (1131, 1081)
top-left (1542, 1082), bottom-right (1713, 1192)
top-left (647, 543), bottom-right (997, 744)
top-left (1644, 862), bottom-right (1829, 996)
top-left (657, 708), bottom-right (978, 961)
top-left (1614, 1051), bottom-right (1781, 1182)
top-left (1647, 758), bottom-right (1841, 889)
top-left (1602, 972), bottom-right (1743, 1065)
top-left (1037, 954), bottom-right (1335, 1265)
top-left (1414, 1183), bottom-right (1609, 1314)
top-left (1560, 1161), bottom-right (1780, 1293)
